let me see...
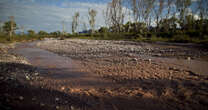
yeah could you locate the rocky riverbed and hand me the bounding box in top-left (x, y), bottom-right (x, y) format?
top-left (0, 43), bottom-right (87, 110)
top-left (36, 39), bottom-right (208, 110)
top-left (1, 39), bottom-right (208, 110)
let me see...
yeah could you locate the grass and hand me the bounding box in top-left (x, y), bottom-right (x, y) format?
top-left (0, 34), bottom-right (47, 43)
top-left (1, 32), bottom-right (208, 44)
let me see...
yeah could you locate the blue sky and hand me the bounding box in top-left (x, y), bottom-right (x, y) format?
top-left (0, 0), bottom-right (200, 33)
top-left (0, 0), bottom-right (112, 33)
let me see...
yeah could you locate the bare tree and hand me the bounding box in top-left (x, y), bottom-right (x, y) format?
top-left (72, 12), bottom-right (80, 34)
top-left (131, 0), bottom-right (139, 23)
top-left (20, 25), bottom-right (24, 35)
top-left (153, 0), bottom-right (164, 30)
top-left (88, 9), bottom-right (97, 34)
top-left (197, 0), bottom-right (208, 20)
top-left (166, 0), bottom-right (174, 19)
top-left (176, 0), bottom-right (192, 28)
top-left (144, 0), bottom-right (155, 27)
top-left (9, 16), bottom-right (14, 38)
top-left (82, 21), bottom-right (87, 31)
top-left (0, 21), bottom-right (3, 33)
top-left (130, 0), bottom-right (139, 31)
top-left (105, 0), bottom-right (125, 32)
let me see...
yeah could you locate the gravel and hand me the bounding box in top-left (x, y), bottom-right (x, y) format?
top-left (37, 39), bottom-right (145, 59)
top-left (37, 39), bottom-right (208, 60)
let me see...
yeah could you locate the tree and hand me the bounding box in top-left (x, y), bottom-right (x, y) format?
top-left (153, 0), bottom-right (164, 31)
top-left (159, 17), bottom-right (178, 33)
top-left (143, 0), bottom-right (155, 27)
top-left (166, 0), bottom-right (175, 19)
top-left (88, 9), bottom-right (97, 34)
top-left (72, 12), bottom-right (80, 34)
top-left (27, 30), bottom-right (35, 36)
top-left (98, 27), bottom-right (109, 33)
top-left (197, 0), bottom-right (208, 20)
top-left (0, 21), bottom-right (3, 33)
top-left (3, 20), bottom-right (17, 36)
top-left (176, 0), bottom-right (192, 29)
top-left (50, 31), bottom-right (61, 37)
top-left (105, 0), bottom-right (125, 32)
top-left (38, 30), bottom-right (48, 35)
top-left (130, 0), bottom-right (139, 31)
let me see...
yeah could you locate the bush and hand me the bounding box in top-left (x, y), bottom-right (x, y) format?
top-left (171, 34), bottom-right (190, 43)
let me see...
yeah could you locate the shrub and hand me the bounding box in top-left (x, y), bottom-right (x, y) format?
top-left (171, 34), bottom-right (190, 43)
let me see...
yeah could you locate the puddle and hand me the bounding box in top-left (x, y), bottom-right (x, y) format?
top-left (11, 42), bottom-right (112, 88)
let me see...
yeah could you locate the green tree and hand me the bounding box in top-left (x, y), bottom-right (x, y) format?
top-left (38, 30), bottom-right (48, 35)
top-left (3, 21), bottom-right (17, 35)
top-left (28, 30), bottom-right (36, 36)
top-left (50, 31), bottom-right (61, 37)
top-left (159, 17), bottom-right (178, 33)
top-left (98, 27), bottom-right (109, 33)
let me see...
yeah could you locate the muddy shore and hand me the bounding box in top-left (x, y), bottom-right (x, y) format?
top-left (1, 39), bottom-right (208, 110)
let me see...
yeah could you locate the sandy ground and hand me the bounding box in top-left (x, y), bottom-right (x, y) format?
top-left (1, 39), bottom-right (208, 110)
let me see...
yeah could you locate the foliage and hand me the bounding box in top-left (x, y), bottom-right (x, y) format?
top-left (28, 30), bottom-right (36, 36)
top-left (38, 30), bottom-right (48, 35)
top-left (2, 21), bottom-right (17, 34)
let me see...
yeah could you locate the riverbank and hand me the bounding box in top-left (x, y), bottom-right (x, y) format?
top-left (37, 39), bottom-right (208, 110)
top-left (1, 39), bottom-right (208, 110)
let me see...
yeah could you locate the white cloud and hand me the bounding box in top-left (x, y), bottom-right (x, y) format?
top-left (0, 0), bottom-right (110, 33)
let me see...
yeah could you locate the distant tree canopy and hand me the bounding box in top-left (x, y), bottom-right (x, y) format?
top-left (38, 30), bottom-right (48, 35)
top-left (50, 31), bottom-right (62, 37)
top-left (27, 30), bottom-right (36, 35)
top-left (98, 0), bottom-right (208, 38)
top-left (98, 27), bottom-right (109, 33)
top-left (3, 21), bottom-right (17, 34)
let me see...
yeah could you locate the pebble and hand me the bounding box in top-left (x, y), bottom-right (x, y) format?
top-left (71, 106), bottom-right (75, 110)
top-left (40, 103), bottom-right (45, 106)
top-left (55, 97), bottom-right (60, 101)
top-left (34, 72), bottom-right (39, 76)
top-left (0, 76), bottom-right (4, 80)
top-left (19, 96), bottom-right (24, 101)
top-left (32, 97), bottom-right (36, 101)
top-left (56, 106), bottom-right (60, 109)
top-left (25, 75), bottom-right (30, 80)
top-left (61, 86), bottom-right (65, 91)
top-left (132, 58), bottom-right (138, 61)
top-left (187, 57), bottom-right (191, 61)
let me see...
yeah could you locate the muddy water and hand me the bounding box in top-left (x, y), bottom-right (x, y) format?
top-left (12, 42), bottom-right (112, 88)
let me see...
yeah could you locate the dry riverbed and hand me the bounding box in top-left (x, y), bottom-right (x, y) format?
top-left (1, 39), bottom-right (208, 110)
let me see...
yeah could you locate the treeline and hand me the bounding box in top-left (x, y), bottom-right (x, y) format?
top-left (0, 0), bottom-right (208, 43)
top-left (98, 0), bottom-right (208, 42)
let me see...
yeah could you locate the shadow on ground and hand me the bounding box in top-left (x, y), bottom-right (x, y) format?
top-left (0, 62), bottom-right (208, 110)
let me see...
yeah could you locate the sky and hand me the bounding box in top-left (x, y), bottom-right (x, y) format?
top-left (0, 0), bottom-right (112, 33)
top-left (0, 0), bottom-right (200, 33)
